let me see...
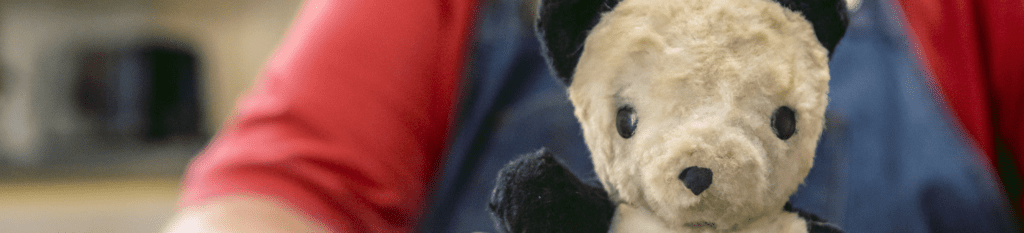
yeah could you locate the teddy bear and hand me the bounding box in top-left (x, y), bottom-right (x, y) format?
top-left (487, 0), bottom-right (848, 232)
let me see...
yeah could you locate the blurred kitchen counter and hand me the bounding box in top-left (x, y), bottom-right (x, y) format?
top-left (0, 136), bottom-right (206, 233)
top-left (0, 176), bottom-right (180, 233)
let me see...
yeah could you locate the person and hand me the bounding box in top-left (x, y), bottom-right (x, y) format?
top-left (167, 0), bottom-right (1020, 232)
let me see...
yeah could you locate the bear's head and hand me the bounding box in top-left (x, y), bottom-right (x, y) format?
top-left (537, 0), bottom-right (847, 230)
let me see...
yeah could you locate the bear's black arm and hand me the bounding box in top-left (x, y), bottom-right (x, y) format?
top-left (784, 202), bottom-right (844, 233)
top-left (488, 148), bottom-right (616, 233)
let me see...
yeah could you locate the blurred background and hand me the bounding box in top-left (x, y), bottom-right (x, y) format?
top-left (0, 0), bottom-right (303, 231)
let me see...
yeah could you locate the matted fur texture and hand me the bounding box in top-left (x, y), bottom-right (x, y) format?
top-left (567, 0), bottom-right (830, 231)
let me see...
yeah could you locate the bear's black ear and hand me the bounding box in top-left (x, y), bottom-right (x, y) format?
top-left (772, 0), bottom-right (849, 58)
top-left (536, 0), bottom-right (621, 85)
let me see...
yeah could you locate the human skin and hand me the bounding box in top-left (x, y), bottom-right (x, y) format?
top-left (164, 195), bottom-right (329, 233)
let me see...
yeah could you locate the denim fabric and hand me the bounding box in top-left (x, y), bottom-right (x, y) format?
top-left (419, 1), bottom-right (594, 232)
top-left (422, 0), bottom-right (1014, 232)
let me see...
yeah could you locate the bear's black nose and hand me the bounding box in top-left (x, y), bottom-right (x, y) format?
top-left (679, 166), bottom-right (713, 195)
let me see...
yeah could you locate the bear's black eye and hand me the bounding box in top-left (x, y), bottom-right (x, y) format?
top-left (771, 106), bottom-right (796, 140)
top-left (616, 105), bottom-right (638, 138)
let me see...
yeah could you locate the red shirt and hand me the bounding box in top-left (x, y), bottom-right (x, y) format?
top-left (897, 0), bottom-right (1024, 211)
top-left (180, 0), bottom-right (478, 231)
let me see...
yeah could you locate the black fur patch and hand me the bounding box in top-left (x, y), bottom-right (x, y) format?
top-left (488, 148), bottom-right (616, 233)
top-left (536, 0), bottom-right (621, 85)
top-left (771, 0), bottom-right (849, 57)
top-left (536, 0), bottom-right (848, 86)
top-left (784, 202), bottom-right (845, 233)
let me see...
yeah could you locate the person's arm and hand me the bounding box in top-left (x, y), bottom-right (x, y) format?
top-left (165, 0), bottom-right (478, 231)
top-left (164, 195), bottom-right (329, 233)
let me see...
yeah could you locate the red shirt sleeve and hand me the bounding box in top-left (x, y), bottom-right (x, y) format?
top-left (179, 0), bottom-right (478, 231)
top-left (897, 0), bottom-right (1024, 209)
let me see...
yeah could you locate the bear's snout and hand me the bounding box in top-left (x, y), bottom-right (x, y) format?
top-left (679, 166), bottom-right (713, 195)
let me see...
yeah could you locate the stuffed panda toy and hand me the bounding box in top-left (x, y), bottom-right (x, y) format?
top-left (488, 0), bottom-right (848, 232)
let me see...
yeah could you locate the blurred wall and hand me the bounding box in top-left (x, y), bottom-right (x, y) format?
top-left (149, 0), bottom-right (303, 131)
top-left (0, 0), bottom-right (303, 163)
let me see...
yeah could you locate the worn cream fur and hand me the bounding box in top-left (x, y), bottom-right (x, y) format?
top-left (566, 0), bottom-right (830, 231)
